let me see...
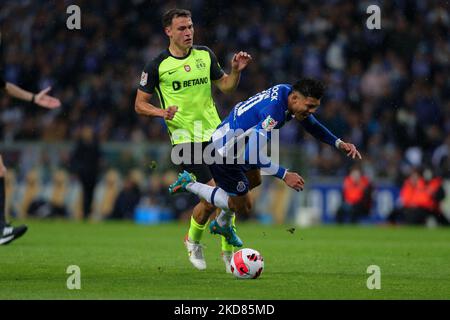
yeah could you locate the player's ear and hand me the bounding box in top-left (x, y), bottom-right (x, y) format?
top-left (293, 92), bottom-right (302, 102)
top-left (164, 26), bottom-right (172, 37)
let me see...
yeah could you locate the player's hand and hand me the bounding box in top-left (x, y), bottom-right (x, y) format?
top-left (34, 86), bottom-right (61, 109)
top-left (163, 106), bottom-right (178, 120)
top-left (283, 171), bottom-right (305, 192)
top-left (338, 141), bottom-right (362, 160)
top-left (231, 51), bottom-right (252, 72)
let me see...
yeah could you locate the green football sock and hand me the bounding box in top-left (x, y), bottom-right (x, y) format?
top-left (221, 236), bottom-right (233, 253)
top-left (188, 216), bottom-right (207, 243)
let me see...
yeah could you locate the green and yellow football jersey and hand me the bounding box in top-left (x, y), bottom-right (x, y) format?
top-left (138, 45), bottom-right (224, 145)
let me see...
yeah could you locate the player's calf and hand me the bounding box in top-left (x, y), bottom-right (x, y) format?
top-left (192, 198), bottom-right (216, 225)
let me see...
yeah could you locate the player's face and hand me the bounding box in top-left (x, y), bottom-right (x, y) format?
top-left (289, 92), bottom-right (320, 121)
top-left (166, 17), bottom-right (194, 50)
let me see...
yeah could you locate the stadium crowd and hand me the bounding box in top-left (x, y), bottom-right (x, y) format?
top-left (0, 0), bottom-right (449, 223)
top-left (1, 0), bottom-right (449, 178)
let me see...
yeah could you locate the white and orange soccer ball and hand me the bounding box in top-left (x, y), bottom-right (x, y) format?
top-left (230, 248), bottom-right (264, 279)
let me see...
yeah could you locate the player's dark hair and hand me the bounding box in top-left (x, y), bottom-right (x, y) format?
top-left (162, 9), bottom-right (192, 28)
top-left (292, 78), bottom-right (325, 99)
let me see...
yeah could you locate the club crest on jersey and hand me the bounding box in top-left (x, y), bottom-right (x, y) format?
top-left (184, 65), bottom-right (191, 72)
top-left (140, 72), bottom-right (148, 86)
top-left (261, 115), bottom-right (278, 131)
top-left (237, 181), bottom-right (246, 193)
top-left (196, 59), bottom-right (206, 70)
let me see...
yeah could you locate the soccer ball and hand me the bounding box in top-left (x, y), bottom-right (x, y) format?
top-left (230, 248), bottom-right (264, 279)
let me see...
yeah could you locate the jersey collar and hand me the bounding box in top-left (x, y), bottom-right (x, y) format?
top-left (167, 47), bottom-right (193, 60)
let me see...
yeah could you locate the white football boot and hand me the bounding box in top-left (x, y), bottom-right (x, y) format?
top-left (184, 235), bottom-right (206, 270)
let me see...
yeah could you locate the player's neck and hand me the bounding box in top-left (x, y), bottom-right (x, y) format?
top-left (168, 43), bottom-right (191, 58)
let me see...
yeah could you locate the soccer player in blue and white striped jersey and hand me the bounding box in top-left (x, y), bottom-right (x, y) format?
top-left (170, 78), bottom-right (361, 247)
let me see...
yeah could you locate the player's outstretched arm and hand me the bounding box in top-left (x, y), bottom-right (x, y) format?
top-left (214, 51), bottom-right (252, 94)
top-left (301, 115), bottom-right (362, 159)
top-left (336, 140), bottom-right (362, 160)
top-left (4, 83), bottom-right (61, 109)
top-left (300, 115), bottom-right (339, 147)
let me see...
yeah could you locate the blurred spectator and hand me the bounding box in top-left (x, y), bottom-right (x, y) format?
top-left (419, 167), bottom-right (448, 226)
top-left (267, 178), bottom-right (292, 224)
top-left (336, 165), bottom-right (373, 223)
top-left (388, 167), bottom-right (448, 226)
top-left (388, 167), bottom-right (424, 224)
top-left (27, 169), bottom-right (83, 219)
top-left (109, 169), bottom-right (143, 220)
top-left (160, 170), bottom-right (198, 220)
top-left (18, 169), bottom-right (43, 218)
top-left (146, 172), bottom-right (168, 208)
top-left (42, 169), bottom-right (83, 219)
top-left (69, 125), bottom-right (102, 218)
top-left (0, 1), bottom-right (447, 181)
top-left (91, 169), bottom-right (121, 220)
top-left (43, 169), bottom-right (70, 218)
top-left (432, 135), bottom-right (450, 178)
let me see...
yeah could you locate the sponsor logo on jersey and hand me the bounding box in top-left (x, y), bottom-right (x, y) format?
top-left (184, 65), bottom-right (191, 72)
top-left (172, 77), bottom-right (209, 91)
top-left (261, 115), bottom-right (278, 131)
top-left (172, 81), bottom-right (182, 91)
top-left (270, 85), bottom-right (280, 101)
top-left (140, 72), bottom-right (148, 86)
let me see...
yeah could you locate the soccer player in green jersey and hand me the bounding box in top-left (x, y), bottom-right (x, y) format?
top-left (135, 9), bottom-right (255, 272)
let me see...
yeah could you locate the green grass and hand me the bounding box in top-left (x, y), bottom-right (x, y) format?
top-left (1, 220), bottom-right (449, 299)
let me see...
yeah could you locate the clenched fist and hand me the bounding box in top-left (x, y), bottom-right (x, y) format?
top-left (163, 106), bottom-right (178, 120)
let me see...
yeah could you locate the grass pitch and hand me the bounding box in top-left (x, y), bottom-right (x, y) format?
top-left (0, 220), bottom-right (449, 299)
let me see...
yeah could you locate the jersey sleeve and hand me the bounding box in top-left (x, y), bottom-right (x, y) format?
top-left (138, 59), bottom-right (159, 94)
top-left (0, 75), bottom-right (5, 89)
top-left (205, 47), bottom-right (224, 81)
top-left (300, 115), bottom-right (339, 147)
